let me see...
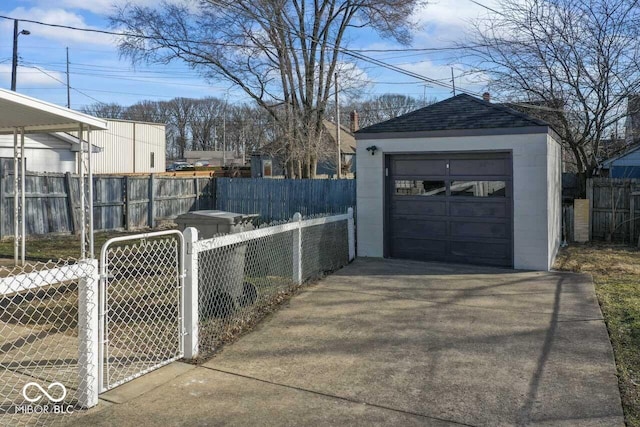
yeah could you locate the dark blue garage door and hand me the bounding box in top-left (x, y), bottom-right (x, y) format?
top-left (387, 152), bottom-right (513, 267)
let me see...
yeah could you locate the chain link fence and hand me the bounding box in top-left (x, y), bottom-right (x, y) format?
top-left (0, 211), bottom-right (353, 423)
top-left (0, 259), bottom-right (98, 427)
top-left (191, 211), bottom-right (353, 359)
top-left (301, 216), bottom-right (349, 282)
top-left (100, 231), bottom-right (184, 392)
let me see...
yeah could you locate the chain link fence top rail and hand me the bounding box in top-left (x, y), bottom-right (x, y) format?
top-left (0, 259), bottom-right (97, 427)
top-left (193, 212), bottom-right (351, 359)
top-left (100, 233), bottom-right (184, 392)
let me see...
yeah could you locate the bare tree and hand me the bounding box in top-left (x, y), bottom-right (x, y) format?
top-left (189, 97), bottom-right (226, 151)
top-left (163, 97), bottom-right (196, 159)
top-left (468, 0), bottom-right (640, 189)
top-left (111, 0), bottom-right (423, 178)
top-left (81, 102), bottom-right (127, 119)
top-left (341, 93), bottom-right (432, 128)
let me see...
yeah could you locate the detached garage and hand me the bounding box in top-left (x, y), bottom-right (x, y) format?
top-left (355, 94), bottom-right (562, 271)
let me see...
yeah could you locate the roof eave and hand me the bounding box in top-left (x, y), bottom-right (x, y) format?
top-left (355, 126), bottom-right (552, 140)
top-left (0, 88), bottom-right (108, 135)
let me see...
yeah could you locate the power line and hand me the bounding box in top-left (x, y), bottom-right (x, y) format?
top-left (21, 63), bottom-right (105, 104)
top-left (0, 13), bottom-right (482, 97)
top-left (467, 0), bottom-right (504, 16)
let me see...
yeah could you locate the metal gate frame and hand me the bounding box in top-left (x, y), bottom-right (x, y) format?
top-left (98, 230), bottom-right (185, 392)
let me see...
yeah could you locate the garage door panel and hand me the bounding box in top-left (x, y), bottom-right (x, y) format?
top-left (450, 240), bottom-right (510, 259)
top-left (449, 158), bottom-right (510, 176)
top-left (392, 199), bottom-right (447, 216)
top-left (449, 201), bottom-right (508, 218)
top-left (392, 219), bottom-right (447, 237)
top-left (450, 221), bottom-right (508, 239)
top-left (391, 238), bottom-right (448, 259)
top-left (388, 152), bottom-right (513, 268)
top-left (392, 159), bottom-right (447, 176)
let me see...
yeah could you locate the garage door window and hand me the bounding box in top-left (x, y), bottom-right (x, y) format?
top-left (394, 180), bottom-right (446, 196)
top-left (450, 181), bottom-right (506, 197)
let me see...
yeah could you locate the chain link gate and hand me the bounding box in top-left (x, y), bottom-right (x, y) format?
top-left (99, 231), bottom-right (185, 392)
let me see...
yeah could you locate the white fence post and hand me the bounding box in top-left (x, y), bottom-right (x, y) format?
top-left (183, 227), bottom-right (199, 360)
top-left (347, 207), bottom-right (355, 262)
top-left (77, 259), bottom-right (99, 409)
top-left (293, 212), bottom-right (302, 285)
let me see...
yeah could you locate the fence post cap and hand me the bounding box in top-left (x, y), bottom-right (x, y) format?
top-left (293, 212), bottom-right (302, 221)
top-left (347, 207), bottom-right (354, 216)
top-left (183, 227), bottom-right (198, 241)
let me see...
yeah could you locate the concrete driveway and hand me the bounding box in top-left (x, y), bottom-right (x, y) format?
top-left (70, 258), bottom-right (624, 426)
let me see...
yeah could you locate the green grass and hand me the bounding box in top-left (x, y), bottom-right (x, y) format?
top-left (555, 244), bottom-right (640, 426)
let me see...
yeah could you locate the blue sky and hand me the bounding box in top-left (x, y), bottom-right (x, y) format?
top-left (0, 0), bottom-right (498, 109)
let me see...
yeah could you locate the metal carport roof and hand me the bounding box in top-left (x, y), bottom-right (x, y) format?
top-left (0, 88), bottom-right (107, 134)
top-left (0, 88), bottom-right (107, 265)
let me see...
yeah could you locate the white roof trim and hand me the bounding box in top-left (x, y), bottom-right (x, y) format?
top-left (52, 133), bottom-right (103, 153)
top-left (0, 88), bottom-right (108, 134)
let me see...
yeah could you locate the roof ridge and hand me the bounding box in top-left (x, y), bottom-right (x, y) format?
top-left (459, 94), bottom-right (549, 126)
top-left (356, 93), bottom-right (551, 135)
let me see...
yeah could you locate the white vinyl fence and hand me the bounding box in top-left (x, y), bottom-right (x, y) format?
top-left (0, 209), bottom-right (354, 425)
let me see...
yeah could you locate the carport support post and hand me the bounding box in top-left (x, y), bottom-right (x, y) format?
top-left (13, 128), bottom-right (18, 265)
top-left (77, 259), bottom-right (100, 408)
top-left (79, 123), bottom-right (86, 258)
top-left (347, 207), bottom-right (355, 262)
top-left (183, 227), bottom-right (199, 360)
top-left (20, 128), bottom-right (25, 264)
top-left (293, 212), bottom-right (302, 285)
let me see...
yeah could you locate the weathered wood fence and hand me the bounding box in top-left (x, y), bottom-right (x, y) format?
top-left (0, 173), bottom-right (356, 238)
top-left (563, 178), bottom-right (640, 244)
top-left (585, 178), bottom-right (640, 244)
top-left (216, 178), bottom-right (356, 221)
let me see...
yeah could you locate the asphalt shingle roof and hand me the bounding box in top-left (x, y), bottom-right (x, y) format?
top-left (356, 93), bottom-right (549, 135)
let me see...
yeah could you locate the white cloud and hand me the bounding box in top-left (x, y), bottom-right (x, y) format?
top-left (2, 7), bottom-right (117, 46)
top-left (0, 63), bottom-right (66, 87)
top-left (30, 0), bottom-right (191, 16)
top-left (409, 0), bottom-right (502, 46)
top-left (413, 0), bottom-right (502, 29)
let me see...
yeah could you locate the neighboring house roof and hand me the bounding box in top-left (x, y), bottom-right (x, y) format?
top-left (356, 93), bottom-right (550, 135)
top-left (601, 143), bottom-right (640, 168)
top-left (184, 150), bottom-right (238, 160)
top-left (323, 120), bottom-right (356, 154)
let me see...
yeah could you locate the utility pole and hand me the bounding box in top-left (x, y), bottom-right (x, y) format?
top-left (11, 21), bottom-right (18, 91)
top-left (241, 128), bottom-right (246, 164)
top-left (11, 20), bottom-right (30, 91)
top-left (451, 67), bottom-right (456, 96)
top-left (66, 47), bottom-right (71, 108)
top-left (222, 113), bottom-right (226, 167)
top-left (335, 72), bottom-right (342, 179)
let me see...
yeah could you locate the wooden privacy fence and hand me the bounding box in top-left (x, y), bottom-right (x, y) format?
top-left (0, 173), bottom-right (355, 238)
top-left (585, 178), bottom-right (640, 244)
top-left (216, 178), bottom-right (356, 222)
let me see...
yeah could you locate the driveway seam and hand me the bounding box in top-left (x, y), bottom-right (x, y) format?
top-left (200, 365), bottom-right (477, 427)
top-left (316, 287), bottom-right (601, 320)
